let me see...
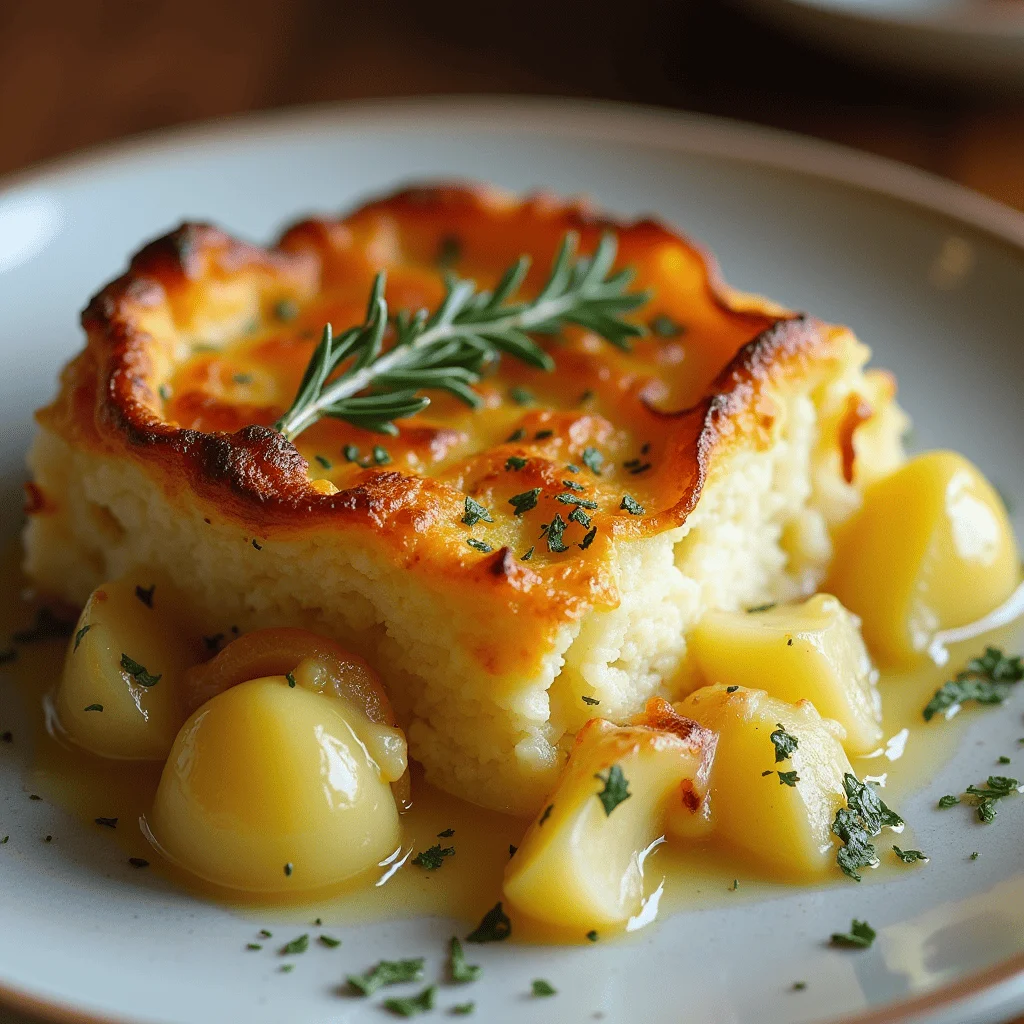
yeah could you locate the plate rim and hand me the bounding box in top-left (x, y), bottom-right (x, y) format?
top-left (1, 93), bottom-right (1022, 1024)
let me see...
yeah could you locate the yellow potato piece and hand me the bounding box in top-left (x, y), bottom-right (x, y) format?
top-left (689, 594), bottom-right (883, 755)
top-left (675, 685), bottom-right (851, 880)
top-left (55, 577), bottom-right (195, 760)
top-left (148, 676), bottom-right (405, 892)
top-left (826, 451), bottom-right (1019, 667)
top-left (503, 703), bottom-right (714, 930)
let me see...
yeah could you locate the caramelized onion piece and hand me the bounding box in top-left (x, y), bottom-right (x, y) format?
top-left (181, 627), bottom-right (394, 723)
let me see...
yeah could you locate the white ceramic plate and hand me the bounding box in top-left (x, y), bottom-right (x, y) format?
top-left (1, 97), bottom-right (1023, 1024)
top-left (732, 0), bottom-right (1024, 89)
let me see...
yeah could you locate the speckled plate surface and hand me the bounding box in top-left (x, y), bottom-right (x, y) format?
top-left (0, 97), bottom-right (1022, 1024)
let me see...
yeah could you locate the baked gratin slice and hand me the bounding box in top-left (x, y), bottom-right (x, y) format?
top-left (24, 184), bottom-right (906, 815)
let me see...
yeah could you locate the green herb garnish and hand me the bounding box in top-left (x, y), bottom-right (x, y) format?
top-left (538, 804), bottom-right (553, 826)
top-left (509, 386), bottom-right (534, 406)
top-left (348, 958), bottom-right (426, 996)
top-left (437, 828), bottom-right (455, 838)
top-left (384, 985), bottom-right (436, 1017)
top-left (830, 919), bottom-right (876, 949)
top-left (777, 771), bottom-right (800, 787)
top-left (73, 624), bottom-right (92, 651)
top-left (586, 930), bottom-right (599, 942)
top-left (505, 455), bottom-right (528, 471)
top-left (893, 846), bottom-right (928, 864)
top-left (466, 539), bottom-right (493, 553)
top-left (620, 494), bottom-right (644, 515)
top-left (923, 647), bottom-right (1024, 721)
top-left (83, 704), bottom-right (103, 712)
top-left (832, 773), bottom-right (903, 881)
top-left (280, 934), bottom-right (309, 955)
top-left (314, 454), bottom-right (332, 469)
top-left (94, 817), bottom-right (117, 829)
top-left (649, 313), bottom-right (685, 338)
top-left (412, 844), bottom-right (455, 870)
top-left (449, 936), bottom-right (482, 983)
top-left (343, 444), bottom-right (360, 462)
top-left (556, 493), bottom-right (599, 510)
top-left (119, 654), bottom-right (161, 687)
top-left (462, 497), bottom-right (493, 526)
top-left (938, 794), bottom-right (960, 809)
top-left (521, 546), bottom-right (535, 561)
top-left (964, 775), bottom-right (1020, 823)
top-left (318, 935), bottom-right (341, 948)
top-left (582, 695), bottom-right (600, 706)
top-left (595, 764), bottom-right (631, 816)
top-left (466, 902), bottom-right (512, 943)
top-left (372, 445), bottom-right (391, 465)
top-left (509, 488), bottom-right (542, 516)
top-left (581, 447), bottom-right (604, 474)
top-left (579, 527), bottom-right (598, 550)
top-left (273, 233), bottom-right (647, 440)
top-left (274, 298), bottom-right (299, 322)
top-left (562, 479), bottom-right (585, 492)
top-left (531, 979), bottom-right (557, 997)
top-left (770, 723), bottom-right (799, 763)
top-left (452, 1002), bottom-right (475, 1015)
top-left (546, 513), bottom-right (569, 553)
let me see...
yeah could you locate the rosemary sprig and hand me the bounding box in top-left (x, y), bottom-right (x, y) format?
top-left (274, 232), bottom-right (648, 441)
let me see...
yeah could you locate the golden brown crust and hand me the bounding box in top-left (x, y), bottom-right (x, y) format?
top-left (33, 182), bottom-right (860, 625)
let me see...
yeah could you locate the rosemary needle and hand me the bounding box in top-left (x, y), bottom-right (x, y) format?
top-left (274, 232), bottom-right (648, 441)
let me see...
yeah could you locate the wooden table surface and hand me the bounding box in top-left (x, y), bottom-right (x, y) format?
top-left (0, 1), bottom-right (1021, 1022)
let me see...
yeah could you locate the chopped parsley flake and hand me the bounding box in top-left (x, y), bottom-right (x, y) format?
top-left (586, 930), bottom-right (599, 942)
top-left (923, 647), bottom-right (1024, 721)
top-left (274, 298), bottom-right (299, 322)
top-left (280, 934), bottom-right (309, 955)
top-left (412, 844), bottom-right (455, 870)
top-left (94, 817), bottom-right (117, 829)
top-left (535, 429), bottom-right (554, 440)
top-left (318, 935), bottom-right (341, 948)
top-left (83, 704), bottom-right (103, 712)
top-left (595, 764), bottom-right (631, 816)
top-left (286, 672), bottom-right (297, 688)
top-left (466, 902), bottom-right (512, 943)
top-left (938, 794), bottom-right (960, 809)
top-left (532, 979), bottom-right (557, 997)
top-left (509, 488), bottom-right (542, 516)
top-left (466, 539), bottom-right (493, 553)
top-left (128, 857), bottom-right (149, 868)
top-left (521, 546), bottom-right (535, 561)
top-left (437, 828), bottom-right (455, 838)
top-left (770, 723), bottom-right (799, 763)
top-left (830, 919), bottom-right (876, 949)
top-left (509, 386), bottom-right (534, 406)
top-left (726, 685), bottom-right (739, 693)
top-left (581, 447), bottom-right (604, 474)
top-left (252, 539), bottom-right (263, 550)
top-left (747, 603), bottom-right (776, 613)
top-left (348, 958), bottom-right (425, 996)
top-left (971, 851), bottom-right (980, 860)
top-left (449, 936), bottom-right (482, 983)
top-left (383, 985), bottom-right (436, 1017)
top-left (649, 313), bottom-right (686, 338)
top-left (507, 427), bottom-right (526, 442)
top-left (777, 770), bottom-right (800, 787)
top-left (582, 695), bottom-right (600, 706)
top-left (566, 463), bottom-right (581, 473)
top-left (120, 654), bottom-right (161, 687)
top-left (965, 775), bottom-right (1020, 823)
top-left (509, 844), bottom-right (517, 857)
top-left (562, 479), bottom-right (586, 492)
top-left (462, 497), bottom-right (493, 526)
top-left (628, 462), bottom-right (652, 475)
top-left (579, 526), bottom-right (598, 550)
top-left (246, 943), bottom-right (262, 951)
top-left (893, 846), bottom-right (928, 864)
top-left (158, 383), bottom-right (172, 400)
top-left (999, 756), bottom-right (1011, 764)
top-left (793, 982), bottom-right (807, 991)
top-left (620, 494), bottom-right (644, 515)
top-left (0, 836), bottom-right (7, 844)
top-left (259, 929), bottom-right (272, 938)
top-left (343, 444), bottom-right (360, 462)
top-left (284, 862), bottom-right (293, 876)
top-left (74, 625), bottom-right (92, 651)
top-left (556, 493), bottom-right (599, 510)
top-left (568, 506), bottom-right (591, 528)
top-left (233, 372), bottom-right (253, 385)
top-left (452, 1002), bottom-right (475, 1015)
top-left (538, 804), bottom-right (553, 826)
top-left (832, 773), bottom-right (903, 881)
top-left (505, 455), bottom-right (528, 471)
top-left (372, 446), bottom-right (391, 465)
top-left (314, 454), bottom-right (332, 469)
top-left (279, 964), bottom-right (294, 974)
top-left (546, 513), bottom-right (569, 553)
top-left (761, 770), bottom-right (773, 777)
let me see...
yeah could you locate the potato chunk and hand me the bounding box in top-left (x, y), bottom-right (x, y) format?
top-left (826, 451), bottom-right (1019, 667)
top-left (689, 594), bottom-right (883, 754)
top-left (148, 675), bottom-right (406, 892)
top-left (55, 577), bottom-right (196, 760)
top-left (503, 702), bottom-right (715, 930)
top-left (675, 686), bottom-right (852, 880)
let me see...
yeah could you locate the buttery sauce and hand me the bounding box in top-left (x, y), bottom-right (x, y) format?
top-left (2, 541), bottom-right (1018, 943)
